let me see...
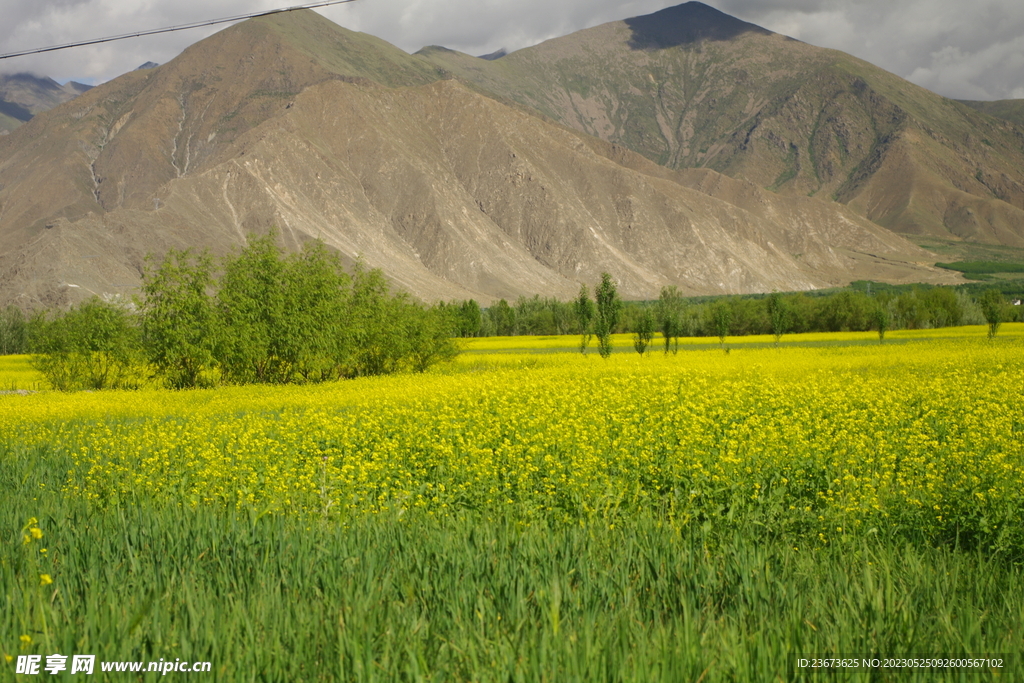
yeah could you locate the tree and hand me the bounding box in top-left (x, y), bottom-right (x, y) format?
top-left (979, 289), bottom-right (1005, 339)
top-left (594, 273), bottom-right (621, 359)
top-left (765, 293), bottom-right (789, 347)
top-left (215, 234), bottom-right (292, 384)
top-left (573, 285), bottom-right (595, 353)
top-left (456, 300), bottom-right (482, 338)
top-left (657, 286), bottom-right (685, 354)
top-left (0, 306), bottom-right (29, 355)
top-left (31, 297), bottom-right (146, 391)
top-left (405, 304), bottom-right (460, 373)
top-left (344, 265), bottom-right (409, 378)
top-left (489, 299), bottom-right (516, 337)
top-left (141, 250), bottom-right (218, 389)
top-left (633, 307), bottom-right (655, 355)
top-left (710, 300), bottom-right (732, 349)
top-left (873, 299), bottom-right (891, 344)
top-left (281, 241), bottom-right (350, 382)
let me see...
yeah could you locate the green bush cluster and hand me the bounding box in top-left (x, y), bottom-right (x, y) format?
top-left (30, 300), bottom-right (147, 391)
top-left (28, 235), bottom-right (458, 389)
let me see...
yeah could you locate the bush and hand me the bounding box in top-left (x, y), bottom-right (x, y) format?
top-left (31, 298), bottom-right (146, 391)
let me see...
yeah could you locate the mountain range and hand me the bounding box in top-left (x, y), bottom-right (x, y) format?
top-left (0, 73), bottom-right (92, 135)
top-left (5, 2), bottom-right (1019, 307)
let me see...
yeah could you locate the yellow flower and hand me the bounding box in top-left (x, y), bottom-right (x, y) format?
top-left (19, 635), bottom-right (31, 647)
top-left (5, 654), bottom-right (13, 663)
top-left (30, 527), bottom-right (43, 540)
top-left (39, 574), bottom-right (53, 586)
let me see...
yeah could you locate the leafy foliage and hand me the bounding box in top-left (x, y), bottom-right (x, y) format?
top-left (573, 285), bottom-right (595, 353)
top-left (140, 250), bottom-right (219, 389)
top-left (0, 306), bottom-right (30, 355)
top-left (29, 235), bottom-right (458, 390)
top-left (594, 273), bottom-right (621, 359)
top-left (765, 292), bottom-right (789, 346)
top-left (656, 286), bottom-right (685, 354)
top-left (30, 298), bottom-right (146, 391)
top-left (979, 288), bottom-right (1005, 339)
top-left (710, 300), bottom-right (732, 348)
top-left (632, 307), bottom-right (654, 355)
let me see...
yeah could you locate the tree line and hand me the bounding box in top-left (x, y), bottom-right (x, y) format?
top-left (4, 264), bottom-right (1021, 377)
top-left (12, 235), bottom-right (458, 390)
top-left (444, 282), bottom-right (1021, 344)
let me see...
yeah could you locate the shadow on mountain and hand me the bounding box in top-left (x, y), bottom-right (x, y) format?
top-left (626, 1), bottom-right (771, 50)
top-left (0, 100), bottom-right (33, 123)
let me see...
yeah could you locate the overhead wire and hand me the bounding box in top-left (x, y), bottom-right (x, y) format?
top-left (0, 0), bottom-right (360, 61)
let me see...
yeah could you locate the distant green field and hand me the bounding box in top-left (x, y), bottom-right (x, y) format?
top-left (935, 261), bottom-right (1024, 280)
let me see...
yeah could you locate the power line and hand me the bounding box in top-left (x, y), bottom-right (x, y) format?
top-left (0, 0), bottom-right (360, 61)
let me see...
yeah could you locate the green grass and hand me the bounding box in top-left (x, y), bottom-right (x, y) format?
top-left (3, 449), bottom-right (1021, 682)
top-left (915, 238), bottom-right (1024, 265)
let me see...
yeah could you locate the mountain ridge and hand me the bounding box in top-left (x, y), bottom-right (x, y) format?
top-left (0, 8), bottom-right (962, 308)
top-left (0, 73), bottom-right (92, 134)
top-left (416, 2), bottom-right (1024, 247)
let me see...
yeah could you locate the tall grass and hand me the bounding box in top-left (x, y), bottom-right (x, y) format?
top-left (3, 444), bottom-right (1021, 682)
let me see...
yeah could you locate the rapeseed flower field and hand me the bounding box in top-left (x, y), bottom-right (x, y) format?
top-left (3, 326), bottom-right (1023, 551)
top-left (3, 327), bottom-right (1023, 681)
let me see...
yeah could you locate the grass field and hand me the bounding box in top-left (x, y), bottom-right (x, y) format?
top-left (3, 327), bottom-right (1023, 681)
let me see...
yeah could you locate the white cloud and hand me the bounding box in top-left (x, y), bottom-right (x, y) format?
top-left (1, 0), bottom-right (1022, 100)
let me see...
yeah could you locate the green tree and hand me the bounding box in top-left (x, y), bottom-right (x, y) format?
top-left (344, 266), bottom-right (410, 378)
top-left (594, 273), bottom-right (621, 359)
top-left (514, 295), bottom-right (557, 335)
top-left (489, 299), bottom-right (516, 337)
top-left (657, 286), bottom-right (685, 354)
top-left (874, 299), bottom-right (891, 343)
top-left (979, 289), bottom-right (1005, 339)
top-left (31, 298), bottom-right (145, 391)
top-left (456, 300), bottom-right (482, 338)
top-left (0, 306), bottom-right (29, 355)
top-left (633, 307), bottom-right (655, 355)
top-left (573, 285), bottom-right (595, 353)
top-left (765, 293), bottom-right (789, 346)
top-left (405, 304), bottom-right (460, 373)
top-left (281, 241), bottom-right (350, 382)
top-left (216, 234), bottom-right (291, 384)
top-left (710, 300), bottom-right (732, 349)
top-left (141, 250), bottom-right (218, 389)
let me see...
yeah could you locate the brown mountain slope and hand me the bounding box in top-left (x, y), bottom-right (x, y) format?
top-left (0, 10), bottom-right (445, 243)
top-left (0, 12), bottom-right (956, 308)
top-left (418, 2), bottom-right (1024, 246)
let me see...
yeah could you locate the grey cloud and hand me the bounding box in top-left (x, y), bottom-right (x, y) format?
top-left (1, 0), bottom-right (1022, 100)
top-left (714, 0), bottom-right (1024, 99)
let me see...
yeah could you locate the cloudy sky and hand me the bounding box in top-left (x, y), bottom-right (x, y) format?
top-left (1, 0), bottom-right (1022, 101)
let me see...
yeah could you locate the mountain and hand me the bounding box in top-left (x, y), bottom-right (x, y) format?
top-left (959, 99), bottom-right (1024, 129)
top-left (418, 2), bottom-right (1024, 247)
top-left (0, 10), bottom-right (957, 308)
top-left (0, 73), bottom-right (92, 134)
